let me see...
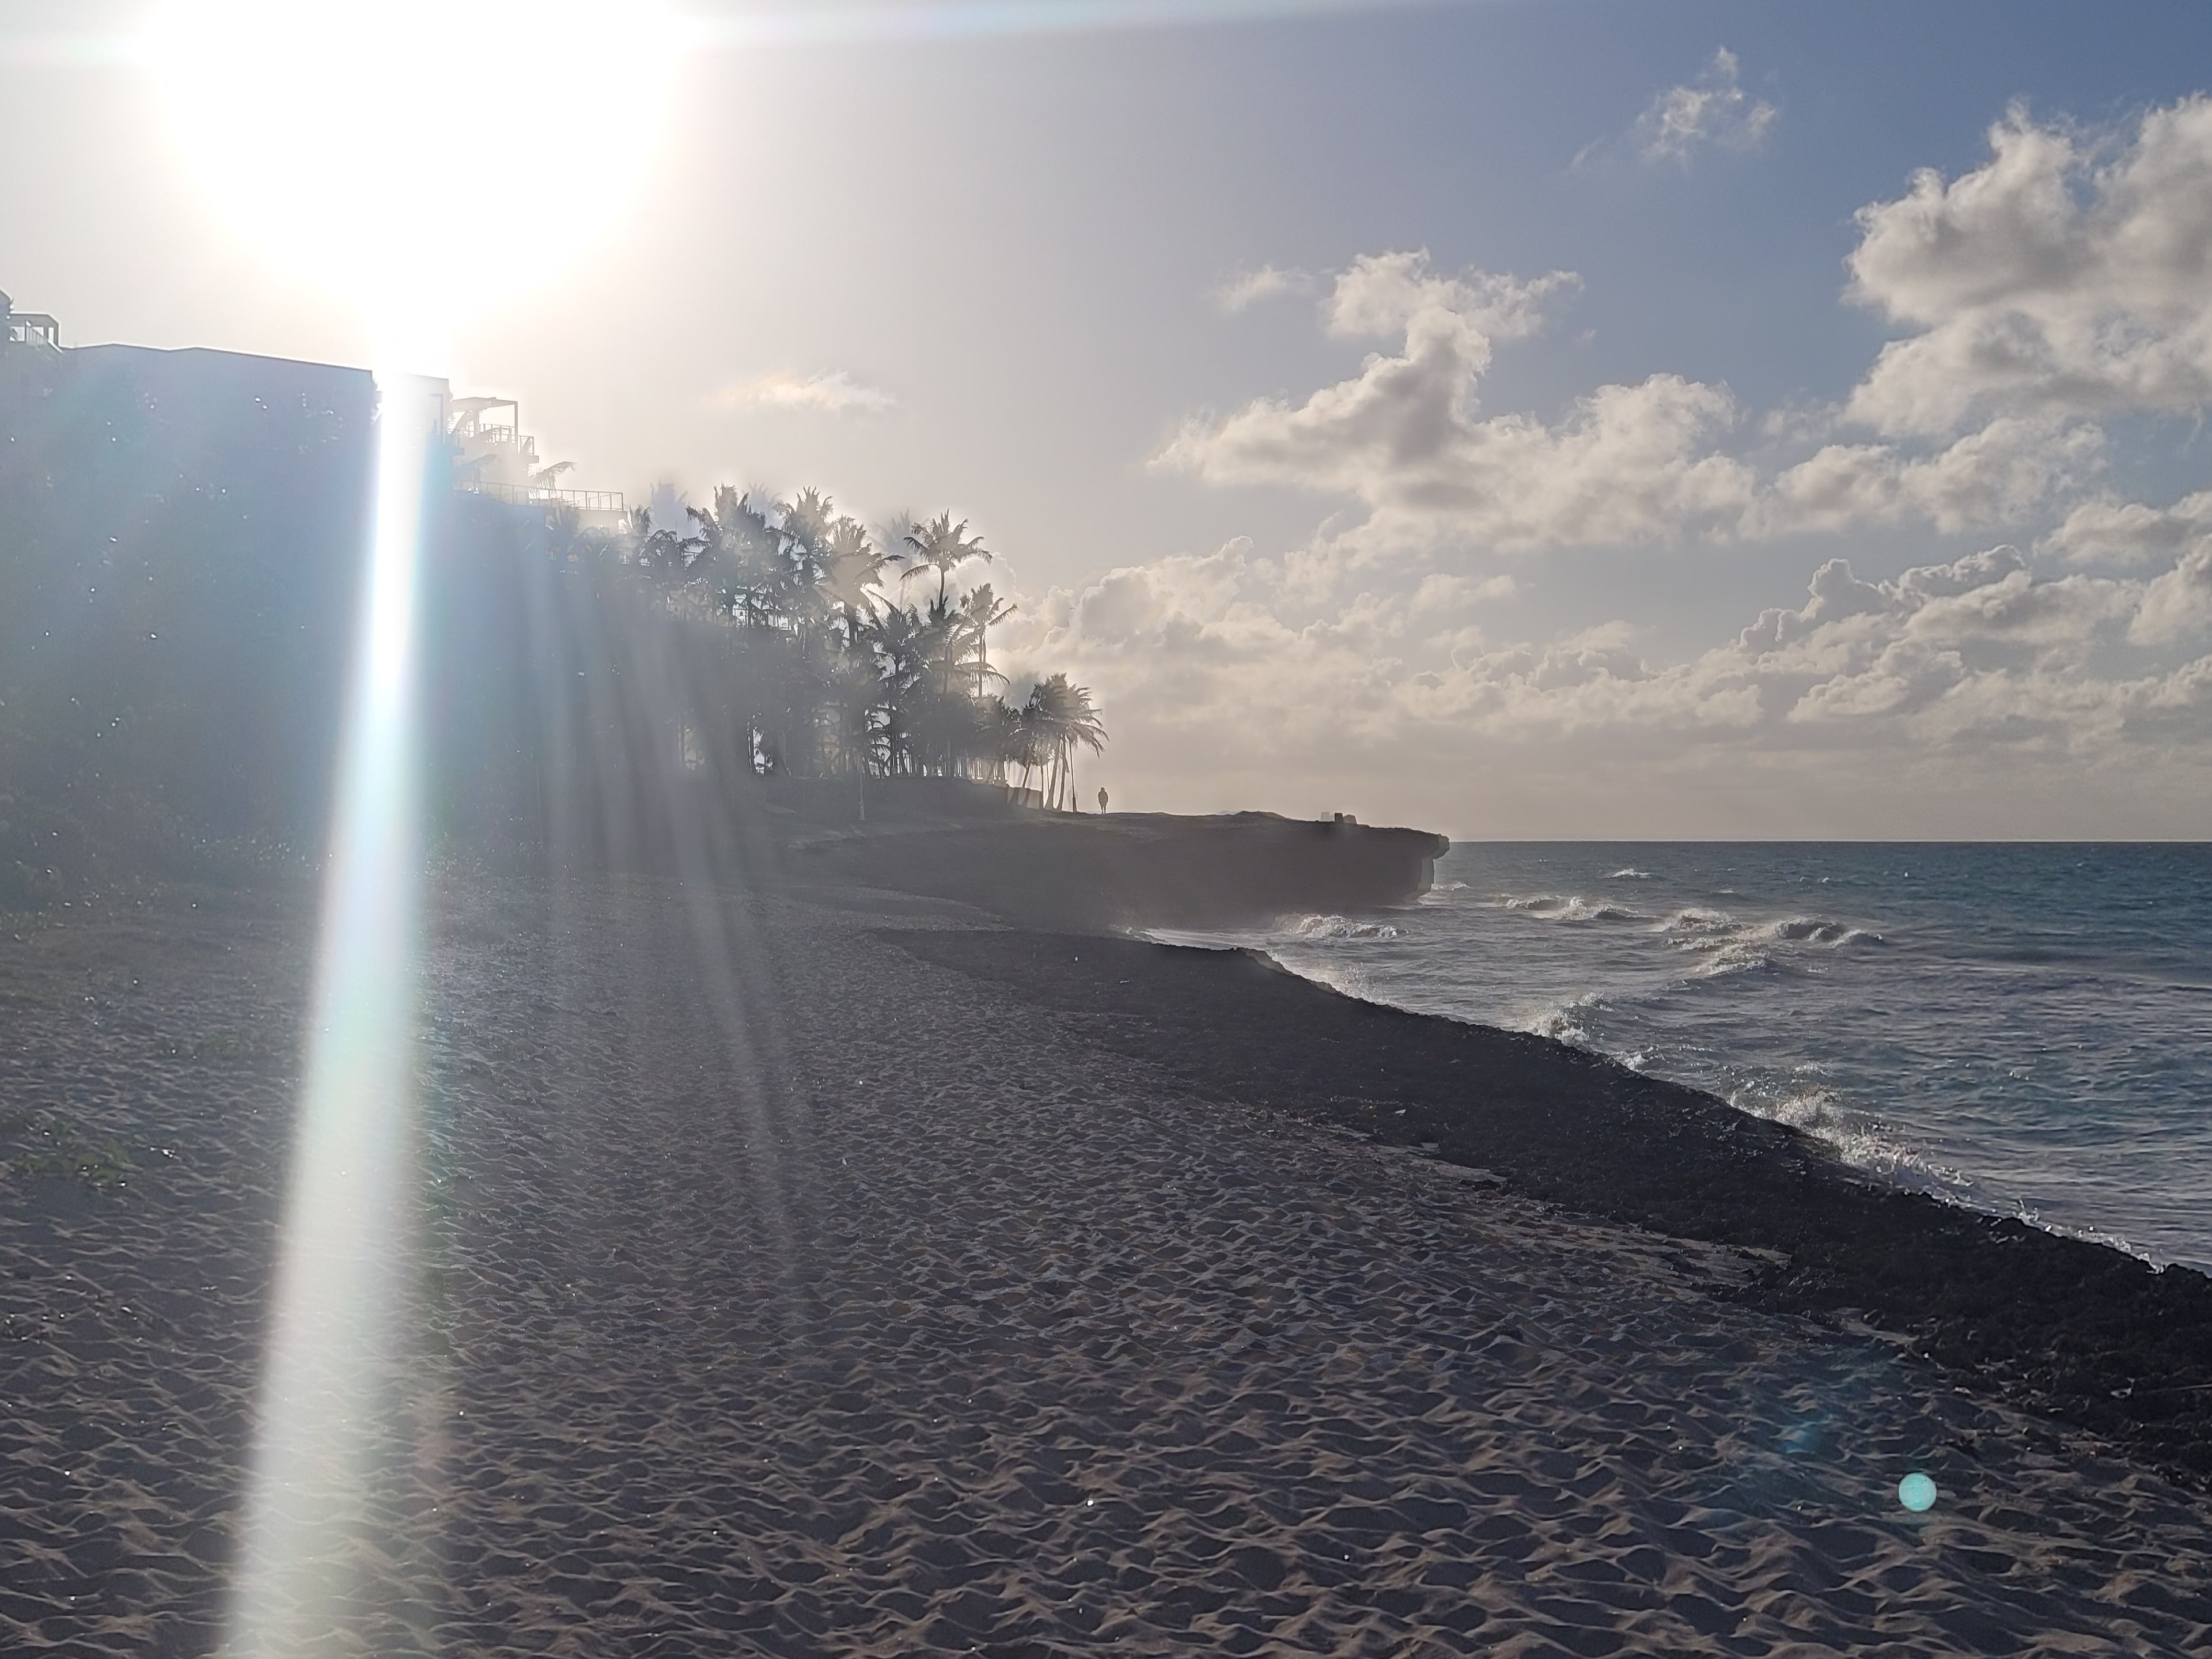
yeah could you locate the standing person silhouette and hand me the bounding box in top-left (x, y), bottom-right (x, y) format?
top-left (1097, 787), bottom-right (1109, 814)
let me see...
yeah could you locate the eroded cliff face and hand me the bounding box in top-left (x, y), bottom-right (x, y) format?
top-left (781, 805), bottom-right (1450, 932)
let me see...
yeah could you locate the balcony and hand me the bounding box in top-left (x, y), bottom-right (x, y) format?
top-left (463, 478), bottom-right (626, 514)
top-left (5, 310), bottom-right (59, 353)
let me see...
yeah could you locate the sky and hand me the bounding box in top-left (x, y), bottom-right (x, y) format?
top-left (8, 0), bottom-right (2212, 838)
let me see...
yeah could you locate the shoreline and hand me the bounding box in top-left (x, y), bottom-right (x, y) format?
top-left (2, 869), bottom-right (2209, 1652)
top-left (892, 923), bottom-right (2212, 1490)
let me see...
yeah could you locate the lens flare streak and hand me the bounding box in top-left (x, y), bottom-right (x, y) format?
top-left (221, 385), bottom-right (432, 1658)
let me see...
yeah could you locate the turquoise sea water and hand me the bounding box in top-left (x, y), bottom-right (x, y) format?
top-left (1225, 843), bottom-right (2212, 1272)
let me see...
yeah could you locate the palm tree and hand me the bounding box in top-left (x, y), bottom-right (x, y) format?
top-left (782, 486), bottom-right (836, 550)
top-left (956, 582), bottom-right (1016, 705)
top-left (900, 513), bottom-right (989, 610)
top-left (630, 506), bottom-right (703, 581)
top-left (1021, 674), bottom-right (1107, 810)
top-left (975, 695), bottom-right (1025, 786)
top-left (823, 516), bottom-right (891, 642)
top-left (578, 479), bottom-right (1105, 798)
top-left (862, 602), bottom-right (930, 775)
top-left (690, 487), bottom-right (781, 626)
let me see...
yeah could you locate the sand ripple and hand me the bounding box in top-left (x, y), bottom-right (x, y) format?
top-left (1, 874), bottom-right (2208, 1654)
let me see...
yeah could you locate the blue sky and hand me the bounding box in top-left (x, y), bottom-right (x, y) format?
top-left (8, 0), bottom-right (2212, 834)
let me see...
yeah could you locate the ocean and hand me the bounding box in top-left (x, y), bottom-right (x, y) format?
top-left (1175, 843), bottom-right (2212, 1273)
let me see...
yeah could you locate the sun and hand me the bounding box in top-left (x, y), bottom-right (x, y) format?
top-left (147, 0), bottom-right (681, 363)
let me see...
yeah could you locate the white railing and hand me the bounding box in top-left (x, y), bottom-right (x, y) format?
top-left (462, 479), bottom-right (626, 513)
top-left (5, 314), bottom-right (60, 351)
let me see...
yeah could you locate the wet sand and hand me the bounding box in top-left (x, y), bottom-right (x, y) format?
top-left (2, 872), bottom-right (2209, 1655)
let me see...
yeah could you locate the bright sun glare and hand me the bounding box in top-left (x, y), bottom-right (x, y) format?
top-left (142, 9), bottom-right (679, 1650)
top-left (148, 0), bottom-right (679, 362)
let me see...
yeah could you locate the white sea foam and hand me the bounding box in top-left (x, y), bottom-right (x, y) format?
top-left (1518, 991), bottom-right (1607, 1046)
top-left (1760, 916), bottom-right (1880, 946)
top-left (1498, 894), bottom-right (1640, 923)
top-left (1656, 910), bottom-right (1879, 979)
top-left (1279, 914), bottom-right (1403, 943)
top-left (1733, 1084), bottom-right (1971, 1193)
top-left (1657, 906), bottom-right (1735, 934)
top-left (1690, 948), bottom-right (1774, 979)
top-left (1255, 846), bottom-right (2212, 1268)
top-left (1286, 955), bottom-right (1377, 1002)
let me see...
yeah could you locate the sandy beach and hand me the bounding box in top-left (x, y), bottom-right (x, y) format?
top-left (3, 870), bottom-right (2210, 1656)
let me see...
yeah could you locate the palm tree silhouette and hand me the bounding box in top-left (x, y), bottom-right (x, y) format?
top-left (955, 582), bottom-right (1016, 704)
top-left (824, 516), bottom-right (888, 622)
top-left (631, 506), bottom-right (704, 579)
top-left (901, 513), bottom-right (989, 610)
top-left (546, 481), bottom-right (1101, 799)
top-left (1021, 674), bottom-right (1107, 810)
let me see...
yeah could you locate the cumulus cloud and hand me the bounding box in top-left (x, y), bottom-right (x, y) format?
top-left (1166, 241), bottom-right (2118, 549)
top-left (1634, 48), bottom-right (1777, 164)
top-left (1376, 544), bottom-right (2156, 745)
top-left (1846, 98), bottom-right (2212, 436)
top-left (710, 370), bottom-right (896, 415)
top-left (1755, 418), bottom-right (2103, 536)
top-left (2134, 546), bottom-right (2212, 644)
top-left (1001, 528), bottom-right (2212, 789)
top-left (1072, 96), bottom-right (2212, 826)
top-left (1214, 264), bottom-right (1317, 311)
top-left (2044, 488), bottom-right (2212, 566)
top-left (1171, 116), bottom-right (2212, 550)
top-left (1320, 250), bottom-right (1573, 343)
top-left (1158, 251), bottom-right (1757, 550)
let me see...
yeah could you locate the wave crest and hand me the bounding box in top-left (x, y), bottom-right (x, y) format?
top-left (1660, 910), bottom-right (1879, 975)
top-left (1280, 914), bottom-right (1403, 942)
top-left (1498, 893), bottom-right (1641, 923)
top-left (1735, 1085), bottom-right (1971, 1195)
top-left (1520, 991), bottom-right (1607, 1046)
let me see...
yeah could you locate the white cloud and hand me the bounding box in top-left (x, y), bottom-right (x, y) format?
top-left (1157, 251), bottom-right (1753, 550)
top-left (710, 370), bottom-right (896, 416)
top-left (1755, 418), bottom-right (2103, 536)
top-left (1168, 162), bottom-right (2199, 550)
top-left (1002, 532), bottom-right (2212, 786)
top-left (1321, 249), bottom-right (1573, 343)
top-left (1063, 96), bottom-right (2212, 828)
top-left (2044, 488), bottom-right (2212, 567)
top-left (1635, 48), bottom-right (1777, 165)
top-left (1214, 264), bottom-right (1316, 311)
top-left (1846, 98), bottom-right (2212, 436)
top-left (2134, 546), bottom-right (2212, 645)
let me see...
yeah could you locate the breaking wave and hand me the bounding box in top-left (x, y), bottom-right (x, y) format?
top-left (1520, 991), bottom-right (1607, 1046)
top-left (1280, 913), bottom-right (1404, 942)
top-left (1497, 894), bottom-right (1641, 923)
top-left (1650, 909), bottom-right (1882, 977)
top-left (1225, 844), bottom-right (2212, 1270)
top-left (1733, 1084), bottom-right (1974, 1196)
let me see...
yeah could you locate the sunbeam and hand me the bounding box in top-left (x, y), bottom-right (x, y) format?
top-left (139, 4), bottom-right (681, 1649)
top-left (220, 378), bottom-right (437, 1657)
